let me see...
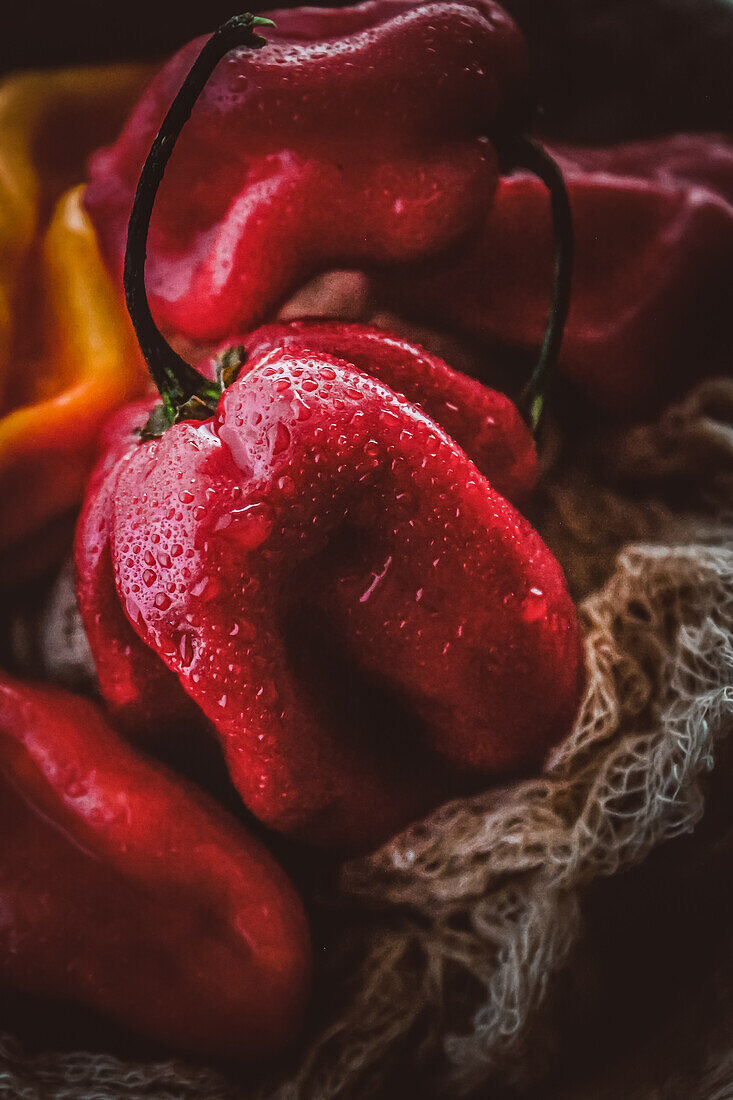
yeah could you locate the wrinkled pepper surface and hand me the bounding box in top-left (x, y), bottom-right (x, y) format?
top-left (0, 67), bottom-right (150, 583)
top-left (77, 337), bottom-right (582, 851)
top-left (0, 672), bottom-right (311, 1059)
top-left (77, 321), bottom-right (539, 748)
top-left (85, 0), bottom-right (529, 343)
top-left (238, 321), bottom-right (538, 505)
top-left (76, 8), bottom-right (582, 853)
top-left (378, 134), bottom-right (733, 413)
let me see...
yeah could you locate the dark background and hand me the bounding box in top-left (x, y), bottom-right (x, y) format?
top-left (1, 0), bottom-right (732, 142)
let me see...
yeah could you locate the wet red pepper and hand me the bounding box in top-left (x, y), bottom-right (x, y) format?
top-left (76, 321), bottom-right (538, 747)
top-left (85, 0), bottom-right (529, 342)
top-left (238, 321), bottom-right (538, 504)
top-left (77, 338), bottom-right (582, 851)
top-left (0, 673), bottom-right (311, 1059)
top-left (75, 399), bottom-right (202, 741)
top-left (76, 13), bottom-right (582, 853)
top-left (378, 134), bottom-right (733, 413)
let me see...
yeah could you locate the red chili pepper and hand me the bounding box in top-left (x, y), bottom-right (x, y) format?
top-left (76, 320), bottom-right (537, 746)
top-left (76, 13), bottom-right (582, 852)
top-left (378, 134), bottom-right (733, 413)
top-left (85, 0), bottom-right (529, 342)
top-left (0, 672), bottom-right (311, 1059)
top-left (79, 342), bottom-right (582, 851)
top-left (75, 399), bottom-right (201, 741)
top-left (237, 321), bottom-right (539, 505)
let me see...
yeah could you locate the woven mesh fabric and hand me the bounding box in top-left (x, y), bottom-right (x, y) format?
top-left (2, 374), bottom-right (731, 1100)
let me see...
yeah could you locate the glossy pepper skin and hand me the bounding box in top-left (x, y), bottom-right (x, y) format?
top-left (75, 399), bottom-right (200, 741)
top-left (0, 66), bottom-right (151, 584)
top-left (0, 673), bottom-right (311, 1060)
top-left (76, 321), bottom-right (538, 746)
top-left (85, 0), bottom-right (529, 343)
top-left (378, 134), bottom-right (733, 414)
top-left (238, 321), bottom-right (538, 504)
top-left (77, 345), bottom-right (582, 852)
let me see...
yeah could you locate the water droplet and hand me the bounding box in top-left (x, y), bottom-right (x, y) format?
top-left (270, 421), bottom-right (291, 455)
top-left (178, 633), bottom-right (195, 666)
top-left (125, 596), bottom-right (144, 624)
top-left (223, 505), bottom-right (272, 550)
top-left (359, 555), bottom-right (393, 603)
top-left (522, 587), bottom-right (546, 622)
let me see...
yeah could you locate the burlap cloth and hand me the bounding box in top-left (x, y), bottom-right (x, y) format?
top-left (2, 358), bottom-right (732, 1099)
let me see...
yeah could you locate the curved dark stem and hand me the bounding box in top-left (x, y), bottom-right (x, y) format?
top-left (508, 137), bottom-right (574, 434)
top-left (124, 13), bottom-right (273, 433)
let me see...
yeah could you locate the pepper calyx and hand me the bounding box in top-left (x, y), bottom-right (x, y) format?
top-left (215, 343), bottom-right (247, 391)
top-left (137, 344), bottom-right (248, 440)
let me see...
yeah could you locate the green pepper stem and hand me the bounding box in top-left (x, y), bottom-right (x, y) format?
top-left (123, 13), bottom-right (274, 430)
top-left (508, 137), bottom-right (574, 434)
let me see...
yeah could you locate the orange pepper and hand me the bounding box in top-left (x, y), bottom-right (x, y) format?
top-left (0, 67), bottom-right (151, 584)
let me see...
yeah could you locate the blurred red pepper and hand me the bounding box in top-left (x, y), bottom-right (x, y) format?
top-left (85, 0), bottom-right (529, 342)
top-left (0, 672), bottom-right (311, 1060)
top-left (0, 186), bottom-right (148, 585)
top-left (378, 134), bottom-right (733, 414)
top-left (0, 67), bottom-right (152, 584)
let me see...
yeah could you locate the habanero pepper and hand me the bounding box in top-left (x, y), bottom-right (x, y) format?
top-left (76, 14), bottom-right (582, 853)
top-left (91, 342), bottom-right (582, 852)
top-left (75, 397), bottom-right (204, 742)
top-left (0, 66), bottom-right (151, 584)
top-left (237, 321), bottom-right (539, 505)
top-left (84, 0), bottom-right (530, 343)
top-left (0, 672), bottom-right (311, 1060)
top-left (377, 134), bottom-right (733, 414)
top-left (75, 321), bottom-right (539, 746)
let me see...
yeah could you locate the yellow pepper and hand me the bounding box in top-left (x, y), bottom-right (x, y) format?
top-left (0, 66), bottom-right (152, 583)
